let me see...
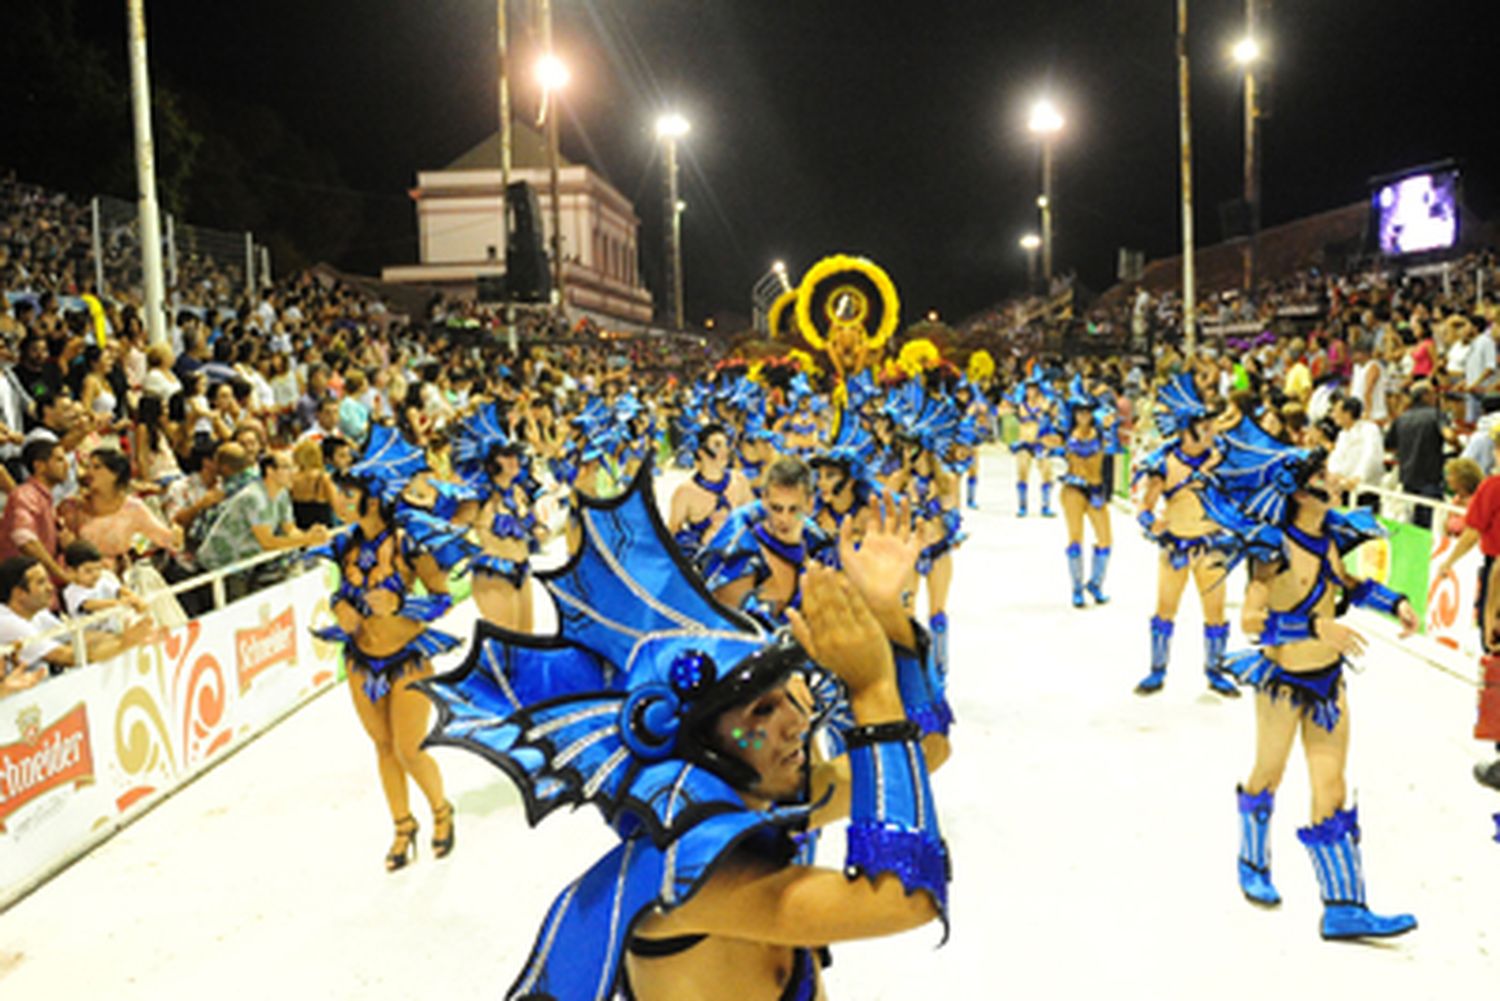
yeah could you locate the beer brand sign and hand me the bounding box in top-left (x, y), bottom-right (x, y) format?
top-left (0, 703), bottom-right (94, 832)
top-left (235, 607), bottom-right (297, 693)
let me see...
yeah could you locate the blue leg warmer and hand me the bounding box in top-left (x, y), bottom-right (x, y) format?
top-left (1086, 546), bottom-right (1110, 604)
top-left (928, 611), bottom-right (950, 684)
top-left (1066, 542), bottom-right (1085, 607)
top-left (1136, 616), bottom-right (1173, 694)
top-left (1236, 787), bottom-right (1281, 906)
top-left (966, 473), bottom-right (978, 509)
top-left (1205, 622), bottom-right (1240, 697)
top-left (1016, 481), bottom-right (1028, 517)
top-left (1040, 481), bottom-right (1055, 517)
top-left (1297, 807), bottom-right (1416, 940)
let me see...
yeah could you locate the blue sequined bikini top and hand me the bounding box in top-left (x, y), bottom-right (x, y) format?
top-left (1163, 445), bottom-right (1212, 500)
top-left (1066, 432), bottom-right (1103, 459)
top-left (333, 526), bottom-right (410, 617)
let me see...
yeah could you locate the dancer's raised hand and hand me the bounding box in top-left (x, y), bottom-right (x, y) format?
top-left (788, 565), bottom-right (894, 697)
top-left (839, 493), bottom-right (920, 620)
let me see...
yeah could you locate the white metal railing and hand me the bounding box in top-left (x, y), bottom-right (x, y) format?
top-left (1, 528), bottom-right (347, 680)
top-left (1351, 481), bottom-right (1465, 522)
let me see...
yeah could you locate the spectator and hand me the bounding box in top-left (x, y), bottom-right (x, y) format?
top-left (290, 438), bottom-right (339, 529)
top-left (195, 451), bottom-right (328, 600)
top-left (61, 540), bottom-right (147, 633)
top-left (1328, 397), bottom-right (1385, 510)
top-left (12, 334), bottom-right (63, 411)
top-left (1462, 316), bottom-right (1497, 424)
top-left (1441, 458), bottom-right (1484, 539)
top-left (58, 448), bottom-right (181, 569)
top-left (142, 343), bottom-right (182, 401)
top-left (0, 555), bottom-right (153, 686)
top-left (0, 438), bottom-right (70, 582)
top-left (161, 440), bottom-right (225, 535)
top-left (295, 365), bottom-right (330, 431)
top-left (1349, 338), bottom-right (1389, 424)
top-left (298, 395), bottom-right (340, 444)
top-left (1385, 381), bottom-right (1450, 529)
top-left (134, 394), bottom-right (182, 486)
top-left (338, 369), bottom-right (371, 445)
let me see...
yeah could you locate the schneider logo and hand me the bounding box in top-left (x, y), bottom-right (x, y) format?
top-left (0, 704), bottom-right (95, 832)
top-left (236, 607), bottom-right (298, 693)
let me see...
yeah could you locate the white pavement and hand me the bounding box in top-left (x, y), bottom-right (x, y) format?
top-left (2, 446), bottom-right (1497, 1000)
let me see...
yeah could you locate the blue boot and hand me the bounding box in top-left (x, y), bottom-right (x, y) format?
top-left (1298, 807), bottom-right (1416, 941)
top-left (1086, 546), bottom-right (1110, 604)
top-left (1204, 622), bottom-right (1241, 697)
top-left (966, 473), bottom-right (978, 510)
top-left (1040, 481), bottom-right (1056, 517)
top-left (929, 610), bottom-right (949, 678)
top-left (1066, 543), bottom-right (1085, 608)
top-left (1237, 786), bottom-right (1282, 906)
top-left (1016, 481), bottom-right (1028, 517)
top-left (1136, 616), bottom-right (1172, 694)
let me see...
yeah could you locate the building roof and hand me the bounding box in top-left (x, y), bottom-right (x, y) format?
top-left (444, 120), bottom-right (576, 171)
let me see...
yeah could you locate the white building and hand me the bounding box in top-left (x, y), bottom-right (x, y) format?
top-left (382, 123), bottom-right (656, 327)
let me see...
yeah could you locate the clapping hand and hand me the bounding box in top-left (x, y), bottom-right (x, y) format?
top-left (838, 493), bottom-right (920, 622)
top-left (787, 565), bottom-right (894, 697)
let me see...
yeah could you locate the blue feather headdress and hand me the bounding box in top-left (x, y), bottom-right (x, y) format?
top-left (346, 423), bottom-right (428, 503)
top-left (419, 460), bottom-right (833, 1001)
top-left (1154, 372), bottom-right (1212, 439)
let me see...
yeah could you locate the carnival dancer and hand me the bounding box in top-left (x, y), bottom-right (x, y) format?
top-left (737, 422), bottom-right (779, 498)
top-left (1058, 377), bottom-right (1119, 608)
top-left (313, 424), bottom-right (473, 871)
top-left (697, 457), bottom-right (834, 627)
top-left (1133, 374), bottom-right (1243, 697)
top-left (1207, 429), bottom-right (1418, 940)
top-left (953, 379), bottom-right (990, 509)
top-left (808, 411), bottom-right (880, 545)
top-left (455, 404), bottom-right (548, 633)
top-left (669, 422), bottom-right (753, 563)
top-left (1003, 378), bottom-right (1059, 517)
top-left (419, 461), bottom-right (950, 1001)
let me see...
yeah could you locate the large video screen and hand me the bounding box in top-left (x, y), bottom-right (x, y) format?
top-left (1374, 168), bottom-right (1459, 256)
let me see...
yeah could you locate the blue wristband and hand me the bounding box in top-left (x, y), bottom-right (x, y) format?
top-left (895, 628), bottom-right (953, 738)
top-left (1137, 510), bottom-right (1156, 533)
top-left (1257, 611), bottom-right (1315, 647)
top-left (1348, 579), bottom-right (1407, 617)
top-left (846, 737), bottom-right (950, 926)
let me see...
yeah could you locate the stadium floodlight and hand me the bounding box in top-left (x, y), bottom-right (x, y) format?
top-left (655, 113), bottom-right (691, 140)
top-left (1232, 36), bottom-right (1262, 66)
top-left (535, 53), bottom-right (570, 91)
top-left (1027, 98), bottom-right (1064, 136)
top-left (1019, 233), bottom-right (1042, 251)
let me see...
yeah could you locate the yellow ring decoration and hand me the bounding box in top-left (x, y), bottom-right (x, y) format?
top-left (824, 285), bottom-right (870, 327)
top-left (767, 289), bottom-right (797, 340)
top-left (794, 254), bottom-right (899, 352)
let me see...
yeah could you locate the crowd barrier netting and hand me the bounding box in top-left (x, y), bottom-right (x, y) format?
top-left (0, 565), bottom-right (347, 910)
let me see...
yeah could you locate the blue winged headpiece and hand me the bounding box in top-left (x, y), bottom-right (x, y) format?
top-left (347, 423), bottom-right (428, 502)
top-left (1155, 372), bottom-right (1212, 439)
top-left (419, 460), bottom-right (826, 1001)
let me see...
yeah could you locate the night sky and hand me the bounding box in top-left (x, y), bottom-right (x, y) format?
top-left (78, 1), bottom-right (1499, 326)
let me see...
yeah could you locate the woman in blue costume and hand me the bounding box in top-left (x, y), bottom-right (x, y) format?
top-left (1206, 428), bottom-right (1419, 940)
top-left (738, 425), bottom-right (779, 499)
top-left (669, 422), bottom-right (753, 563)
top-left (776, 393), bottom-right (823, 458)
top-left (457, 404), bottom-right (549, 634)
top-left (419, 460), bottom-right (951, 1001)
top-left (1001, 378), bottom-right (1059, 518)
top-left (1058, 377), bottom-right (1119, 608)
top-left (1132, 374), bottom-right (1243, 697)
top-left (313, 424), bottom-right (474, 871)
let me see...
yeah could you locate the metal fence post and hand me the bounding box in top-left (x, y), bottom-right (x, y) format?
top-left (244, 232), bottom-right (255, 301)
top-left (89, 196), bottom-right (106, 297)
top-left (165, 212), bottom-right (178, 292)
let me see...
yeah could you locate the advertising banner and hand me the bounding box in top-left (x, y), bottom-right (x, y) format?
top-left (0, 566), bottom-right (344, 908)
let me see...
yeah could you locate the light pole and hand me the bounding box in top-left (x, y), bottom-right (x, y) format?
top-left (535, 3), bottom-right (567, 312)
top-left (496, 0), bottom-right (515, 350)
top-left (126, 0), bottom-right (167, 346)
top-left (1027, 98), bottom-right (1064, 287)
top-left (655, 112), bottom-right (690, 330)
top-left (772, 259), bottom-right (791, 293)
top-left (1019, 233), bottom-right (1041, 292)
top-left (1233, 23), bottom-right (1263, 298)
top-left (1177, 0), bottom-right (1198, 351)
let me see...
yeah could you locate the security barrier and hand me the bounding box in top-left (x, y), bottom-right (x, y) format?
top-left (0, 566), bottom-right (345, 910)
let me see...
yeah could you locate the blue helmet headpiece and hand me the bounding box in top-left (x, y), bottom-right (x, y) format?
top-left (346, 423), bottom-right (428, 503)
top-left (419, 460), bottom-right (831, 1000)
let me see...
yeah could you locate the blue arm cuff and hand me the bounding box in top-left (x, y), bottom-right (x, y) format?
top-left (1348, 579), bottom-right (1407, 617)
top-left (846, 739), bottom-right (950, 928)
top-left (1257, 611), bottom-right (1315, 647)
top-left (894, 628), bottom-right (953, 737)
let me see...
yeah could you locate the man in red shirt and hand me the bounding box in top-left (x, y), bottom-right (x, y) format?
top-left (0, 438), bottom-right (71, 584)
top-left (1435, 441), bottom-right (1500, 789)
